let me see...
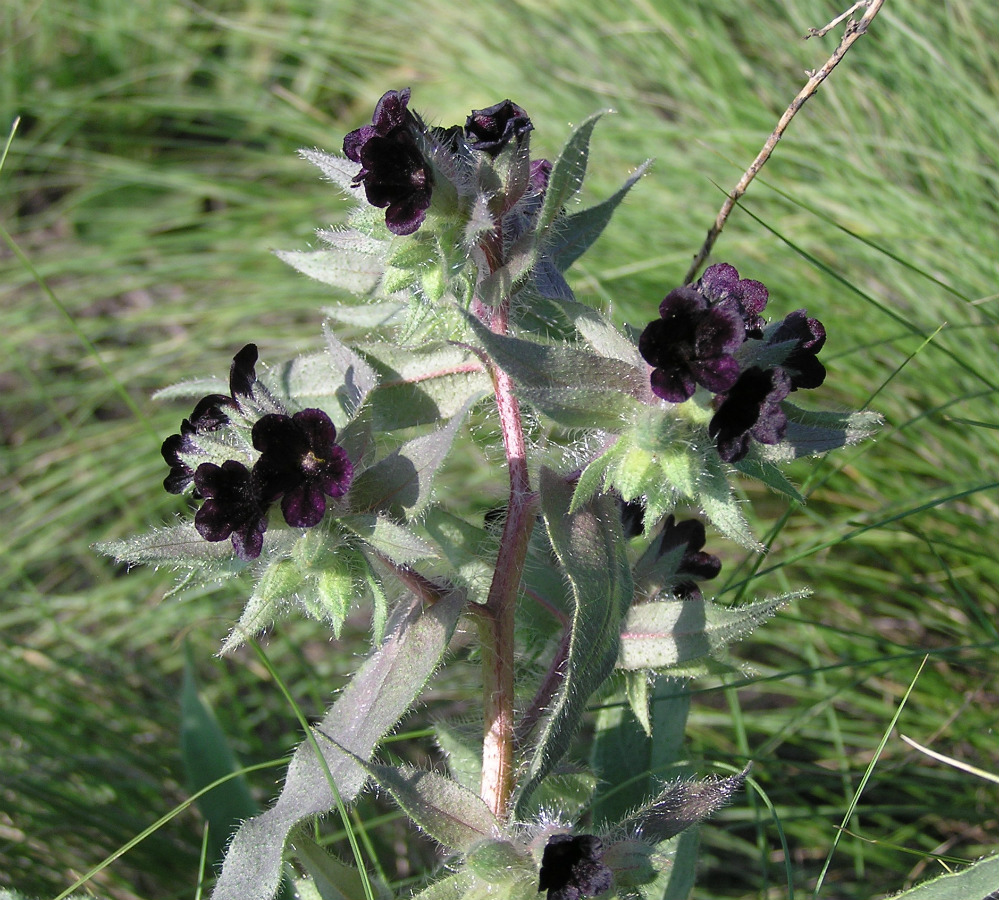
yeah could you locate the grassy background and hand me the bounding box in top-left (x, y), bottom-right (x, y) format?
top-left (2, 0), bottom-right (997, 897)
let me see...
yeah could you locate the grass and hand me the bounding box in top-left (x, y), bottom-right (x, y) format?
top-left (1, 0), bottom-right (997, 897)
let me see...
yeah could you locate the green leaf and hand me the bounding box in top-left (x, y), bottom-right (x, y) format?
top-left (299, 148), bottom-right (361, 193)
top-left (291, 833), bottom-right (375, 900)
top-left (885, 853), bottom-right (999, 899)
top-left (276, 248), bottom-right (388, 296)
top-left (96, 523), bottom-right (246, 576)
top-left (515, 468), bottom-right (632, 816)
top-left (536, 111), bottom-right (608, 238)
top-left (365, 764), bottom-right (498, 853)
top-left (698, 450), bottom-right (763, 551)
top-left (361, 342), bottom-right (491, 431)
top-left (340, 513), bottom-right (436, 564)
top-left (221, 557), bottom-right (306, 654)
top-left (617, 594), bottom-right (799, 671)
top-left (421, 508), bottom-right (494, 605)
top-left (733, 454), bottom-right (804, 503)
top-left (547, 160), bottom-right (651, 273)
top-left (434, 718), bottom-right (483, 793)
top-left (211, 590), bottom-right (466, 900)
top-left (762, 404), bottom-right (883, 461)
top-left (466, 840), bottom-right (535, 883)
top-left (349, 397), bottom-right (479, 520)
top-left (463, 313), bottom-right (645, 429)
top-left (561, 299), bottom-right (645, 369)
top-left (619, 771), bottom-right (747, 842)
top-left (180, 647), bottom-right (259, 869)
top-left (516, 769), bottom-right (598, 821)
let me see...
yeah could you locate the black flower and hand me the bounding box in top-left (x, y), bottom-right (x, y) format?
top-left (697, 263), bottom-right (769, 337)
top-left (768, 309), bottom-right (826, 390)
top-left (638, 286), bottom-right (745, 403)
top-left (538, 834), bottom-right (613, 900)
top-left (343, 88), bottom-right (433, 235)
top-left (659, 514), bottom-right (722, 599)
top-left (465, 99), bottom-right (533, 156)
top-left (252, 409), bottom-right (354, 528)
top-left (161, 344), bottom-right (259, 494)
top-left (193, 460), bottom-right (269, 560)
top-left (709, 366), bottom-right (791, 463)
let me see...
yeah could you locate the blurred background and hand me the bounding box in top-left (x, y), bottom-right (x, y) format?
top-left (1, 1), bottom-right (996, 897)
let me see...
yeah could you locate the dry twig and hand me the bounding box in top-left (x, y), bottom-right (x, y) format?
top-left (684, 0), bottom-right (885, 284)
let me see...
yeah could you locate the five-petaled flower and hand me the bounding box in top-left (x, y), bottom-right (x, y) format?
top-left (538, 834), bottom-right (613, 900)
top-left (253, 409), bottom-right (354, 528)
top-left (161, 344), bottom-right (259, 494)
top-left (638, 286), bottom-right (745, 403)
top-left (465, 99), bottom-right (533, 156)
top-left (193, 460), bottom-right (269, 561)
top-left (709, 366), bottom-right (791, 463)
top-left (659, 514), bottom-right (722, 599)
top-left (343, 88), bottom-right (434, 236)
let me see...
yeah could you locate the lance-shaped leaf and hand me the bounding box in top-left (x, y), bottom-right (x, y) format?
top-left (561, 299), bottom-right (646, 369)
top-left (339, 513), bottom-right (435, 564)
top-left (463, 313), bottom-right (645, 429)
top-left (546, 160), bottom-right (651, 273)
top-left (299, 148), bottom-right (361, 192)
top-left (276, 248), bottom-right (387, 297)
top-left (536, 111), bottom-right (607, 238)
top-left (349, 397), bottom-right (480, 520)
top-left (762, 404), bottom-right (883, 462)
top-left (515, 468), bottom-right (632, 816)
top-left (210, 590), bottom-right (466, 900)
top-left (617, 593), bottom-right (801, 672)
top-left (361, 343), bottom-right (491, 431)
top-left (96, 522), bottom-right (246, 575)
top-left (698, 449), bottom-right (762, 551)
top-left (220, 557), bottom-right (306, 654)
top-left (733, 455), bottom-right (804, 503)
top-left (291, 831), bottom-right (377, 900)
top-left (364, 763), bottom-right (499, 853)
top-left (618, 770), bottom-right (747, 842)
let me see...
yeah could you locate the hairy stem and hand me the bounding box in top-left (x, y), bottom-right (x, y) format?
top-left (478, 297), bottom-right (537, 819)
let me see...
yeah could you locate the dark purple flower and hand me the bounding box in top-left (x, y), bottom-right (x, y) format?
top-left (709, 366), bottom-right (791, 463)
top-left (768, 309), bottom-right (827, 390)
top-left (465, 100), bottom-right (533, 156)
top-left (698, 263), bottom-right (769, 337)
top-left (161, 344), bottom-right (259, 494)
top-left (638, 286), bottom-right (745, 403)
top-left (193, 460), bottom-right (269, 560)
top-left (252, 409), bottom-right (354, 528)
top-left (659, 514), bottom-right (722, 599)
top-left (538, 834), bottom-right (612, 900)
top-left (343, 88), bottom-right (433, 236)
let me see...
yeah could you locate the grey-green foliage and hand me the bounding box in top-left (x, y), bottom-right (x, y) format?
top-left (94, 91), bottom-right (881, 900)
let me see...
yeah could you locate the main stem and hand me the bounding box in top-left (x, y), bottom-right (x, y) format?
top-left (479, 296), bottom-right (536, 820)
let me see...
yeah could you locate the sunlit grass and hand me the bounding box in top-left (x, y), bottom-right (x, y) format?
top-left (1, 0), bottom-right (996, 897)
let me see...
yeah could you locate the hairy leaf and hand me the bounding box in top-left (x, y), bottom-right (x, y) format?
top-left (361, 343), bottom-right (490, 431)
top-left (299, 148), bottom-right (361, 192)
top-left (350, 397), bottom-right (479, 520)
top-left (276, 248), bottom-right (388, 296)
top-left (885, 853), bottom-right (999, 899)
top-left (536, 111), bottom-right (607, 237)
top-left (617, 594), bottom-right (799, 671)
top-left (547, 160), bottom-right (651, 272)
top-left (620, 771), bottom-right (747, 841)
top-left (515, 468), bottom-right (632, 815)
top-left (210, 590), bottom-right (465, 900)
top-left (366, 763), bottom-right (498, 852)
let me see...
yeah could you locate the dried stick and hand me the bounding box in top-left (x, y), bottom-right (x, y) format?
top-left (684, 0), bottom-right (885, 285)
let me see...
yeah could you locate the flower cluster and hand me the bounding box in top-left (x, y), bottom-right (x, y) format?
top-left (538, 834), bottom-right (613, 900)
top-left (343, 89), bottom-right (540, 236)
top-left (639, 263), bottom-right (827, 462)
top-left (161, 346), bottom-right (354, 560)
